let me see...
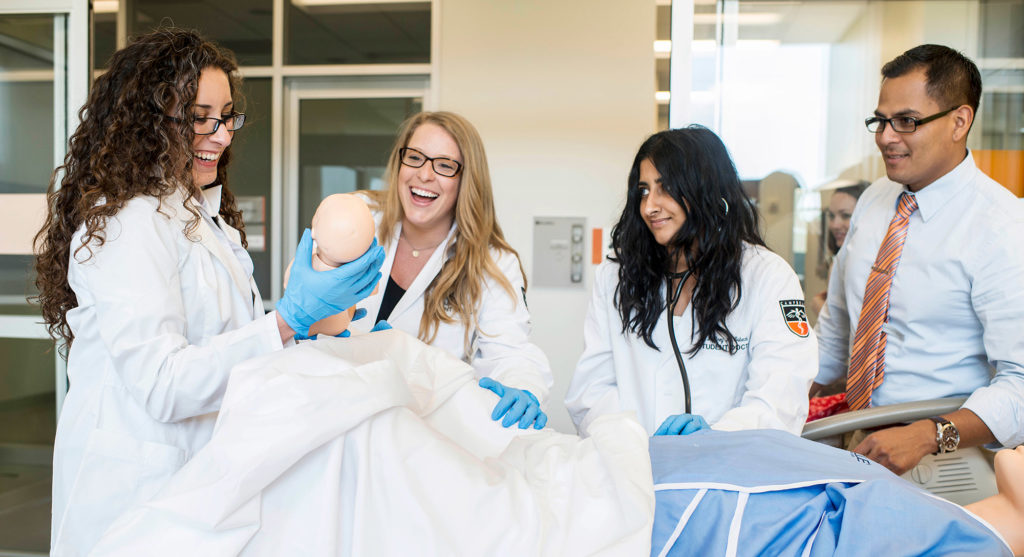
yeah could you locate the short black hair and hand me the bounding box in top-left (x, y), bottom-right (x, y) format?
top-left (881, 44), bottom-right (982, 114)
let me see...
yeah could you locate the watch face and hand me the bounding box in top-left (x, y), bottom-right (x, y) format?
top-left (939, 425), bottom-right (960, 452)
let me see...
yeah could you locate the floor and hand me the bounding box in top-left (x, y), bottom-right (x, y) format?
top-left (0, 394), bottom-right (54, 556)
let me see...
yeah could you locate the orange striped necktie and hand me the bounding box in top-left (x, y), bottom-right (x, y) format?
top-left (846, 191), bottom-right (919, 411)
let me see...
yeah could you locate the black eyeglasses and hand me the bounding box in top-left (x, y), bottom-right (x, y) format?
top-left (399, 147), bottom-right (462, 178)
top-left (865, 107), bottom-right (956, 133)
top-left (166, 112), bottom-right (246, 135)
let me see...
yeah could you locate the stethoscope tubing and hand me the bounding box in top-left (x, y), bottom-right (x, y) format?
top-left (665, 268), bottom-right (693, 415)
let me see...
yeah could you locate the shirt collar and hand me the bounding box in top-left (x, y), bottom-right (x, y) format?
top-left (198, 184), bottom-right (223, 218)
top-left (905, 150), bottom-right (976, 222)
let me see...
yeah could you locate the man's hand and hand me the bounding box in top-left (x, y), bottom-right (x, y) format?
top-left (854, 409), bottom-right (996, 475)
top-left (853, 420), bottom-right (936, 475)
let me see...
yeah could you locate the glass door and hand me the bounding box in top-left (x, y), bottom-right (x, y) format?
top-left (0, 0), bottom-right (87, 553)
top-left (278, 76), bottom-right (426, 299)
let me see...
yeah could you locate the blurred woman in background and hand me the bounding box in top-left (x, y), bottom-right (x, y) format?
top-left (812, 181), bottom-right (868, 315)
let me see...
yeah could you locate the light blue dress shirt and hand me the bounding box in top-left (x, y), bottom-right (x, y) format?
top-left (815, 151), bottom-right (1024, 447)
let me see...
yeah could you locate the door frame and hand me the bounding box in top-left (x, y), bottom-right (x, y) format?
top-left (277, 75), bottom-right (430, 301)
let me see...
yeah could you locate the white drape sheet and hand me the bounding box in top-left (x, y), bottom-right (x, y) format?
top-left (90, 330), bottom-right (654, 556)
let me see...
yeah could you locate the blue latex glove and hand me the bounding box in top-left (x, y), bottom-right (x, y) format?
top-left (370, 320), bottom-right (392, 332)
top-left (478, 377), bottom-right (547, 430)
top-left (654, 413), bottom-right (710, 436)
top-left (277, 229), bottom-right (384, 338)
top-left (335, 308), bottom-right (368, 338)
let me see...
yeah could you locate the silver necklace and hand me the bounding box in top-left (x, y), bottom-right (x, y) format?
top-left (401, 231), bottom-right (441, 258)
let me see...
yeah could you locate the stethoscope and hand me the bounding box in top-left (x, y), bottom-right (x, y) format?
top-left (665, 268), bottom-right (694, 414)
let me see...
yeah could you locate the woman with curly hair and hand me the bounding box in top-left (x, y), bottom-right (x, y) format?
top-left (565, 126), bottom-right (817, 437)
top-left (35, 28), bottom-right (382, 553)
top-left (352, 112), bottom-right (552, 430)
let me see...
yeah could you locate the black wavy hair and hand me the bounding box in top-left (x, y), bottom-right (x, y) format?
top-left (610, 125), bottom-right (764, 355)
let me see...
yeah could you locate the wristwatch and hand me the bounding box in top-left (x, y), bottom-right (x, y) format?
top-left (929, 417), bottom-right (960, 454)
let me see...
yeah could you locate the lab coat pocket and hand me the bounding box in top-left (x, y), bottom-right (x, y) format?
top-left (55, 429), bottom-right (187, 554)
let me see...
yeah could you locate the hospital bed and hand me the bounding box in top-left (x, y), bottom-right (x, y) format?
top-left (802, 397), bottom-right (998, 506)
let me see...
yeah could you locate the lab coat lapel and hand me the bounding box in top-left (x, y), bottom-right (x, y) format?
top-left (217, 217), bottom-right (264, 314)
top-left (388, 222), bottom-right (457, 321)
top-left (168, 188), bottom-right (255, 305)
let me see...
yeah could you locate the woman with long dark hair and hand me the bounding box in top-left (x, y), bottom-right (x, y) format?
top-left (565, 126), bottom-right (817, 436)
top-left (35, 28), bottom-right (382, 554)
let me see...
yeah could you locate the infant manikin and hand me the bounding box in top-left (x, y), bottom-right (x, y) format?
top-left (285, 194), bottom-right (376, 337)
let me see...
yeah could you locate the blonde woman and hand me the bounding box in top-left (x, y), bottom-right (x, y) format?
top-left (353, 111), bottom-right (552, 429)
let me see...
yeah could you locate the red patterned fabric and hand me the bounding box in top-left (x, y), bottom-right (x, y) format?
top-left (807, 393), bottom-right (849, 422)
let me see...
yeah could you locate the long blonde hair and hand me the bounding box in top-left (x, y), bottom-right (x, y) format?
top-left (367, 111), bottom-right (525, 350)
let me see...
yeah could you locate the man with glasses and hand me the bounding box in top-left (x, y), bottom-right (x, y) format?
top-left (813, 44), bottom-right (1024, 475)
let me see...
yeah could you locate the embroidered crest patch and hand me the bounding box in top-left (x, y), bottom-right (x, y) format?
top-left (779, 299), bottom-right (809, 337)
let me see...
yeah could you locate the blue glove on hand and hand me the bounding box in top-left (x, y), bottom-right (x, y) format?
top-left (277, 229), bottom-right (384, 338)
top-left (334, 308), bottom-right (368, 338)
top-left (343, 317), bottom-right (390, 337)
top-left (654, 413), bottom-right (710, 436)
top-left (478, 377), bottom-right (547, 430)
top-left (370, 320), bottom-right (392, 332)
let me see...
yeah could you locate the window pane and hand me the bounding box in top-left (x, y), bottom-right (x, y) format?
top-left (656, 6), bottom-right (669, 130)
top-left (979, 0), bottom-right (1024, 153)
top-left (229, 78), bottom-right (273, 297)
top-left (127, 0), bottom-right (273, 66)
top-left (286, 2), bottom-right (430, 65)
top-left (0, 16), bottom-right (53, 301)
top-left (296, 97), bottom-right (421, 237)
top-left (92, 10), bottom-right (117, 70)
top-left (981, 90), bottom-right (1024, 151)
top-left (0, 16), bottom-right (53, 71)
top-left (980, 0), bottom-right (1024, 58)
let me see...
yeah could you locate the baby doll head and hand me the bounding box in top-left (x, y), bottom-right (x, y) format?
top-left (310, 194), bottom-right (376, 268)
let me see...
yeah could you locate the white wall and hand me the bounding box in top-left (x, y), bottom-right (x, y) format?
top-left (437, 0), bottom-right (656, 432)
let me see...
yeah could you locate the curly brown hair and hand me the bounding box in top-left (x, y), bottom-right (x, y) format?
top-left (33, 27), bottom-right (245, 351)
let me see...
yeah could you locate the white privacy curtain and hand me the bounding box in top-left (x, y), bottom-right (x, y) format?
top-left (91, 330), bottom-right (655, 556)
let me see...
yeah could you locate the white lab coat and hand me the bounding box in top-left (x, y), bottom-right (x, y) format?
top-left (350, 216), bottom-right (553, 400)
top-left (51, 187), bottom-right (286, 556)
top-left (565, 243), bottom-right (817, 436)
